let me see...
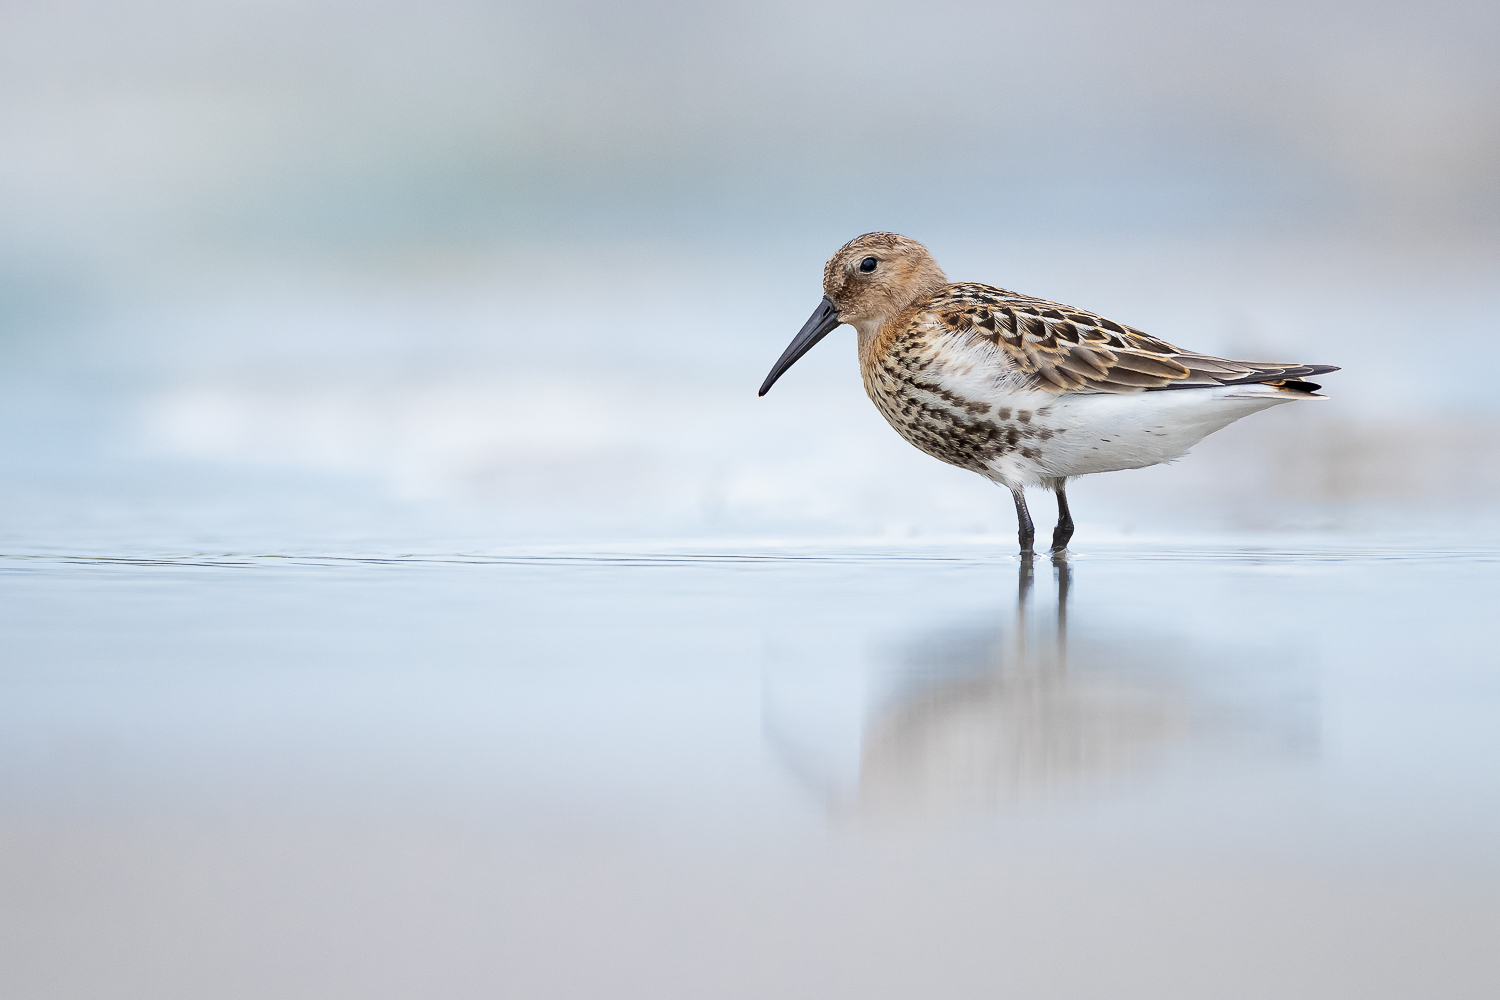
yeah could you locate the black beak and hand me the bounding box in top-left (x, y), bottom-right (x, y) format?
top-left (758, 295), bottom-right (842, 396)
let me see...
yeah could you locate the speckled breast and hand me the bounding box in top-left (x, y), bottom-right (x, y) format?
top-left (862, 334), bottom-right (1058, 477)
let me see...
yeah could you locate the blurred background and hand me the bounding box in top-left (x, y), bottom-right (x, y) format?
top-left (2, 0), bottom-right (1498, 547)
top-left (4, 3), bottom-right (1500, 998)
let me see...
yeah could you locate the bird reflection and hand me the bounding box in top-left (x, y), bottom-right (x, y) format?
top-left (854, 554), bottom-right (1188, 818)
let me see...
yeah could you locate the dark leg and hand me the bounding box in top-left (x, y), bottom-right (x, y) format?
top-left (1011, 486), bottom-right (1034, 554)
top-left (1050, 482), bottom-right (1075, 553)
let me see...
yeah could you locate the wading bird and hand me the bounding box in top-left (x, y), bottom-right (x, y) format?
top-left (759, 233), bottom-right (1337, 553)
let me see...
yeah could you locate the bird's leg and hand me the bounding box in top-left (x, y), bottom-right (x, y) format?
top-left (1050, 482), bottom-right (1075, 554)
top-left (1011, 486), bottom-right (1034, 554)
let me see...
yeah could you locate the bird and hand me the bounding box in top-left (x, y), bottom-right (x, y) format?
top-left (758, 233), bottom-right (1338, 554)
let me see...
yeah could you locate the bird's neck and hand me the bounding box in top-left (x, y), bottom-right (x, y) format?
top-left (856, 282), bottom-right (950, 373)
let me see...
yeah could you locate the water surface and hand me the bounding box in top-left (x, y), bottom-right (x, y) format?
top-left (2, 532), bottom-right (1497, 997)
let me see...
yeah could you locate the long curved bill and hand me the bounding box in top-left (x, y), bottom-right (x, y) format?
top-left (758, 295), bottom-right (842, 396)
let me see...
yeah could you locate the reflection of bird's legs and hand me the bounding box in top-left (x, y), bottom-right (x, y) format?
top-left (1015, 549), bottom-right (1034, 663)
top-left (1049, 479), bottom-right (1075, 553)
top-left (1011, 486), bottom-right (1035, 554)
top-left (1053, 552), bottom-right (1070, 672)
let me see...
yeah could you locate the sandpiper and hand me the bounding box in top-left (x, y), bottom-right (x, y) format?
top-left (759, 233), bottom-right (1338, 553)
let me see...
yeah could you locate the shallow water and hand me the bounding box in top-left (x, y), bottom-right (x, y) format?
top-left (3, 531), bottom-right (1498, 997)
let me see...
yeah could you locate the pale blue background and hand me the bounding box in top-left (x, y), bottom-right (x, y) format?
top-left (2, 1), bottom-right (1498, 996)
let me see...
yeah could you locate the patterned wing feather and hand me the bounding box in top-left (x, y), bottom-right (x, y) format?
top-left (928, 284), bottom-right (1338, 393)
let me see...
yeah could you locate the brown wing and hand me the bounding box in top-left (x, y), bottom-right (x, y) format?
top-left (930, 283), bottom-right (1338, 393)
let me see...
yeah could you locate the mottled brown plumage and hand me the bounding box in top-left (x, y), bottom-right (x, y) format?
top-left (823, 234), bottom-right (1334, 397)
top-left (762, 233), bottom-right (1339, 554)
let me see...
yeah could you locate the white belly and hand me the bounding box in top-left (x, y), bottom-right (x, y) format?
top-left (982, 385), bottom-right (1316, 486)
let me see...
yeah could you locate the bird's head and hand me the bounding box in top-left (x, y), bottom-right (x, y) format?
top-left (821, 233), bottom-right (947, 334)
top-left (759, 233), bottom-right (947, 396)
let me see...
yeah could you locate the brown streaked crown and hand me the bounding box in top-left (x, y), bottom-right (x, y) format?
top-left (822, 233), bottom-right (948, 335)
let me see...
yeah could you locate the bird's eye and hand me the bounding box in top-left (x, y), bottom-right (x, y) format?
top-left (859, 256), bottom-right (878, 273)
